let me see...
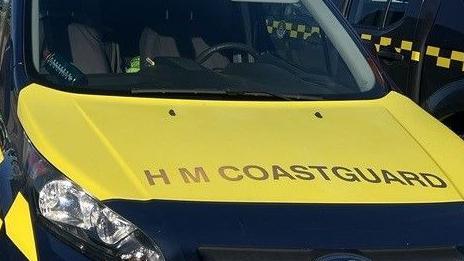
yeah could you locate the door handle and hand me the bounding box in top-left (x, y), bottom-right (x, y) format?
top-left (377, 50), bottom-right (404, 62)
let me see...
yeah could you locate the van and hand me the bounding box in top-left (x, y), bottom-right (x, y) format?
top-left (0, 0), bottom-right (464, 260)
top-left (336, 0), bottom-right (464, 138)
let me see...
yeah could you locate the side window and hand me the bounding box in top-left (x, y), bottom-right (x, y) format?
top-left (348, 0), bottom-right (408, 29)
top-left (384, 0), bottom-right (408, 27)
top-left (348, 0), bottom-right (388, 28)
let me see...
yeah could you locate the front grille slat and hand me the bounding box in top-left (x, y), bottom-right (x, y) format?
top-left (199, 247), bottom-right (464, 261)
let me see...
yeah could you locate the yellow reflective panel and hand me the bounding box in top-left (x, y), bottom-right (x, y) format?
top-left (400, 40), bottom-right (413, 51)
top-left (426, 46), bottom-right (440, 57)
top-left (451, 51), bottom-right (464, 62)
top-left (437, 57), bottom-right (451, 68)
top-left (379, 37), bottom-right (392, 46)
top-left (411, 51), bottom-right (421, 62)
top-left (360, 34), bottom-right (372, 41)
top-left (5, 193), bottom-right (37, 261)
top-left (17, 84), bottom-right (464, 204)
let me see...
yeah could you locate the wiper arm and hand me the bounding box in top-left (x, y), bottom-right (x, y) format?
top-left (225, 90), bottom-right (325, 101)
top-left (131, 88), bottom-right (226, 96)
top-left (224, 90), bottom-right (292, 101)
top-left (131, 88), bottom-right (290, 99)
top-left (278, 93), bottom-right (325, 101)
top-left (131, 88), bottom-right (324, 101)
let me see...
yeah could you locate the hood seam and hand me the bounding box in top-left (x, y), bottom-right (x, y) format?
top-left (384, 106), bottom-right (464, 200)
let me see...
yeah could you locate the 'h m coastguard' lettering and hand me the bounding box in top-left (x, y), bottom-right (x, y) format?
top-left (179, 167), bottom-right (210, 183)
top-left (143, 164), bottom-right (449, 190)
top-left (145, 169), bottom-right (170, 185)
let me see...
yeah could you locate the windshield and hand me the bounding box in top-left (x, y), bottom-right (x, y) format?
top-left (30, 0), bottom-right (381, 100)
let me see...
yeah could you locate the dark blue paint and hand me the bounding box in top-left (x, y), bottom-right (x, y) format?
top-left (12, 0), bottom-right (29, 90)
top-left (0, 153), bottom-right (15, 217)
top-left (3, 0), bottom-right (464, 259)
top-left (0, 224), bottom-right (29, 260)
top-left (107, 200), bottom-right (464, 261)
top-left (33, 223), bottom-right (91, 261)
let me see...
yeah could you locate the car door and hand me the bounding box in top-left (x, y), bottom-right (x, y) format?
top-left (344, 0), bottom-right (420, 96)
top-left (420, 0), bottom-right (464, 106)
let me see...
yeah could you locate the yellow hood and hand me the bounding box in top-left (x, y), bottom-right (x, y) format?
top-left (18, 84), bottom-right (464, 203)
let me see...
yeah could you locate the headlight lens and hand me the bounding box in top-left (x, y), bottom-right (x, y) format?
top-left (92, 206), bottom-right (135, 245)
top-left (39, 180), bottom-right (98, 230)
top-left (24, 140), bottom-right (164, 260)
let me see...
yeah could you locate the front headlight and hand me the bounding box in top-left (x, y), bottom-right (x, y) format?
top-left (23, 140), bottom-right (164, 261)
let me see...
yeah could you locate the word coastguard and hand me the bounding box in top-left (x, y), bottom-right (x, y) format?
top-left (144, 164), bottom-right (448, 189)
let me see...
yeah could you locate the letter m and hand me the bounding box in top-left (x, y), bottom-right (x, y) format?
top-left (179, 167), bottom-right (210, 183)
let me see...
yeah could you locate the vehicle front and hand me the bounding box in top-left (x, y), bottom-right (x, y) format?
top-left (2, 0), bottom-right (464, 260)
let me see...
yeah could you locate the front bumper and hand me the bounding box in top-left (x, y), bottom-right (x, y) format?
top-left (3, 199), bottom-right (464, 260)
top-left (108, 200), bottom-right (464, 260)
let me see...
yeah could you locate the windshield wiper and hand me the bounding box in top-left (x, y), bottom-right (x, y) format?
top-left (224, 90), bottom-right (293, 101)
top-left (276, 93), bottom-right (326, 101)
top-left (132, 88), bottom-right (226, 96)
top-left (131, 88), bottom-right (324, 101)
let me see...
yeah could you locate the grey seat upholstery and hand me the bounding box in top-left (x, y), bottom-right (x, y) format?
top-left (139, 28), bottom-right (229, 71)
top-left (191, 34), bottom-right (229, 70)
top-left (68, 0), bottom-right (124, 74)
top-left (68, 23), bottom-right (112, 74)
top-left (140, 27), bottom-right (181, 59)
top-left (139, 0), bottom-right (231, 70)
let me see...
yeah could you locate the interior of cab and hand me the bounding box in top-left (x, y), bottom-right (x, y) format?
top-left (33, 0), bottom-right (374, 98)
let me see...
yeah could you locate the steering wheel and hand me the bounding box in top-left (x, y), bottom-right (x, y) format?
top-left (195, 42), bottom-right (259, 64)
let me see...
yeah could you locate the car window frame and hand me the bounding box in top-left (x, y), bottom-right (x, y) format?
top-left (381, 0), bottom-right (410, 28)
top-left (346, 0), bottom-right (410, 30)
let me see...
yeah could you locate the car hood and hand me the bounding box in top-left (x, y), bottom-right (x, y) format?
top-left (18, 84), bottom-right (464, 203)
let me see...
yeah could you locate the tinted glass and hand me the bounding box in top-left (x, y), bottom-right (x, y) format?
top-left (30, 0), bottom-right (380, 100)
top-left (348, 0), bottom-right (387, 28)
top-left (384, 0), bottom-right (408, 26)
top-left (348, 0), bottom-right (408, 28)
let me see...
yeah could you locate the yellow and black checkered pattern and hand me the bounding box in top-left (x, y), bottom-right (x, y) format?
top-left (266, 19), bottom-right (321, 40)
top-left (361, 33), bottom-right (464, 72)
top-left (265, 21), bottom-right (464, 72)
top-left (360, 34), bottom-right (421, 62)
top-left (425, 46), bottom-right (464, 71)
